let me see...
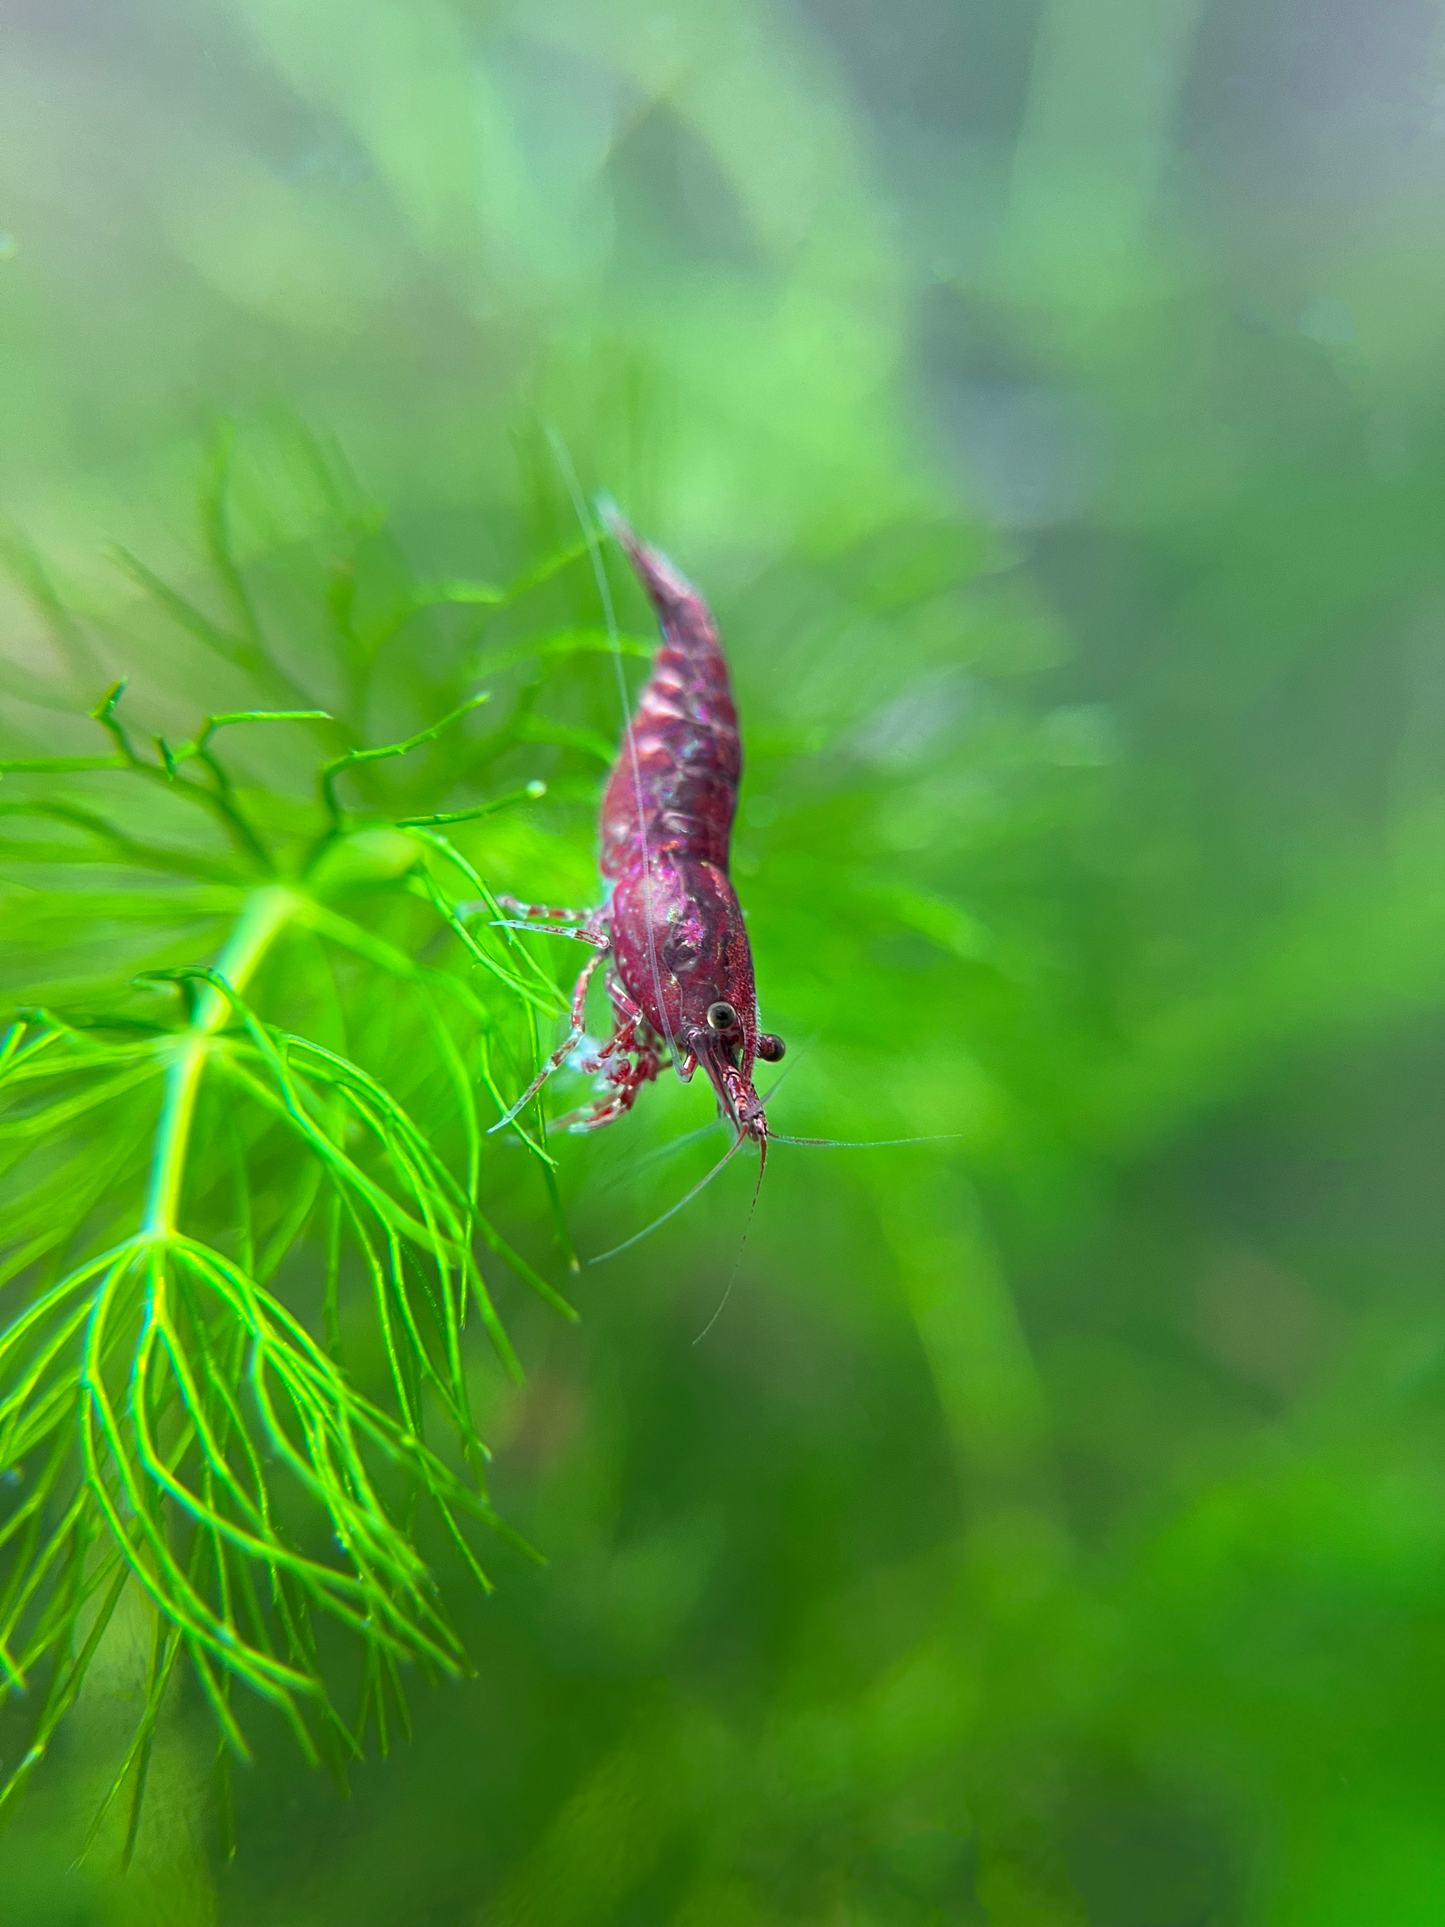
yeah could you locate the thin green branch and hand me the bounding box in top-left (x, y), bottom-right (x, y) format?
top-left (142, 886), bottom-right (297, 1236)
top-left (395, 777), bottom-right (546, 828)
top-left (317, 693), bottom-right (490, 829)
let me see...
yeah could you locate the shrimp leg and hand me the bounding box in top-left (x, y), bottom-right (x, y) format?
top-left (561, 974), bottom-right (663, 1132)
top-left (493, 895), bottom-right (595, 924)
top-left (567, 1052), bottom-right (662, 1131)
top-left (488, 940), bottom-right (609, 1132)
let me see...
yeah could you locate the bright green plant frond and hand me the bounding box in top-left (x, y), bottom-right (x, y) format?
top-left (0, 454), bottom-right (605, 1852)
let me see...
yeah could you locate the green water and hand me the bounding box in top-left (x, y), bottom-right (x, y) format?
top-left (5, 2), bottom-right (1445, 1921)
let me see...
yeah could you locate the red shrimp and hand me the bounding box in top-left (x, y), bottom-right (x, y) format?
top-left (492, 515), bottom-right (783, 1149)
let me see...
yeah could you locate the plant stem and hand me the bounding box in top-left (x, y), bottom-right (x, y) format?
top-left (143, 886), bottom-right (297, 1237)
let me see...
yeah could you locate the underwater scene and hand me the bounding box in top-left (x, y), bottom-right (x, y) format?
top-left (5, 2), bottom-right (1445, 1922)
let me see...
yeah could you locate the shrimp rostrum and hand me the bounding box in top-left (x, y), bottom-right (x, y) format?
top-left (492, 515), bottom-right (783, 1150)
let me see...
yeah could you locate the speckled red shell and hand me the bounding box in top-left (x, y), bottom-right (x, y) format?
top-left (602, 526), bottom-right (765, 1129)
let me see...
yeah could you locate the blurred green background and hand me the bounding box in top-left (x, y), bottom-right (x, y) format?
top-left (7, 0), bottom-right (1445, 1921)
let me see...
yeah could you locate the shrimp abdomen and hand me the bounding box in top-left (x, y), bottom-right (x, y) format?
top-left (599, 521), bottom-right (741, 879)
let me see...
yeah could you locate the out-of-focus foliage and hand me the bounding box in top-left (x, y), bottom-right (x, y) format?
top-left (5, 0), bottom-right (1445, 1921)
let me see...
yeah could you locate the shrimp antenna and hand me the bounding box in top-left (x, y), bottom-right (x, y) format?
top-left (692, 1140), bottom-right (767, 1345)
top-left (597, 1063), bottom-right (799, 1189)
top-left (588, 1127), bottom-right (751, 1264)
top-left (543, 429), bottom-right (682, 1075)
top-left (597, 1116), bottom-right (722, 1188)
top-left (766, 1132), bottom-right (964, 1149)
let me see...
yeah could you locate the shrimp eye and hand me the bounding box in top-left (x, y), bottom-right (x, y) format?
top-left (756, 1032), bottom-right (786, 1062)
top-left (706, 1001), bottom-right (739, 1031)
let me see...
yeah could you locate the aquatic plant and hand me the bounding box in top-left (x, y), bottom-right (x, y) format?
top-left (0, 438), bottom-right (600, 1854)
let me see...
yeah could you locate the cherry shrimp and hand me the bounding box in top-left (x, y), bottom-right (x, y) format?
top-left (488, 480), bottom-right (955, 1260)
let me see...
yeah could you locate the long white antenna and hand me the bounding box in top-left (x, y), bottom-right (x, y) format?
top-left (544, 429), bottom-right (680, 1073)
top-left (588, 1129), bottom-right (750, 1264)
